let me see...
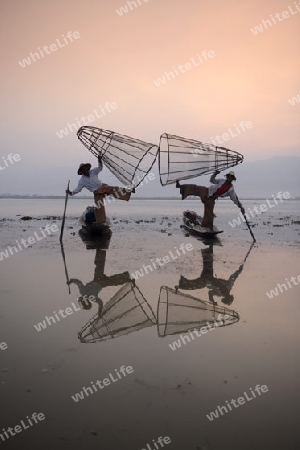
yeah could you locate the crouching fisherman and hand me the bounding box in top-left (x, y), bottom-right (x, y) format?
top-left (176, 170), bottom-right (245, 231)
top-left (66, 156), bottom-right (135, 224)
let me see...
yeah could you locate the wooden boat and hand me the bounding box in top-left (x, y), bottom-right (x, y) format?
top-left (79, 206), bottom-right (111, 236)
top-left (181, 210), bottom-right (223, 238)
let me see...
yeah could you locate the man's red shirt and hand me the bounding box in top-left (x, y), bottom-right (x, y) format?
top-left (215, 182), bottom-right (231, 197)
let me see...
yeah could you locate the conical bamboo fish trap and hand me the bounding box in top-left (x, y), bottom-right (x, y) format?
top-left (77, 126), bottom-right (158, 187)
top-left (157, 286), bottom-right (239, 337)
top-left (158, 133), bottom-right (244, 186)
top-left (78, 282), bottom-right (157, 344)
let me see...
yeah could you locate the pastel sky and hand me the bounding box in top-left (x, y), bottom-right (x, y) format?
top-left (1, 0), bottom-right (299, 188)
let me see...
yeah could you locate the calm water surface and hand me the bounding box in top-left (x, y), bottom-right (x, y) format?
top-left (0, 199), bottom-right (299, 449)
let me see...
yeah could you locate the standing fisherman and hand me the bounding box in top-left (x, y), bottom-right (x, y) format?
top-left (66, 156), bottom-right (135, 224)
top-left (176, 170), bottom-right (245, 231)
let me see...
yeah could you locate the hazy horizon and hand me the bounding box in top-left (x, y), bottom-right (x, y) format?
top-left (1, 0), bottom-right (299, 192)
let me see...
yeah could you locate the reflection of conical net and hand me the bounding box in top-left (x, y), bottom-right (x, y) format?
top-left (77, 126), bottom-right (158, 187)
top-left (78, 282), bottom-right (157, 343)
top-left (158, 133), bottom-right (244, 186)
top-left (157, 287), bottom-right (239, 337)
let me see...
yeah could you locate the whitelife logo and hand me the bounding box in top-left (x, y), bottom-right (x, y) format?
top-left (0, 412), bottom-right (45, 443)
top-left (18, 31), bottom-right (80, 68)
top-left (0, 224), bottom-right (58, 261)
top-left (266, 275), bottom-right (300, 299)
top-left (228, 191), bottom-right (290, 229)
top-left (288, 90), bottom-right (300, 106)
top-left (191, 121), bottom-right (253, 154)
top-left (250, 2), bottom-right (300, 35)
top-left (140, 436), bottom-right (171, 450)
top-left (169, 314), bottom-right (232, 351)
top-left (206, 385), bottom-right (269, 421)
top-left (71, 365), bottom-right (134, 402)
top-left (116, 0), bottom-right (150, 16)
top-left (130, 243), bottom-right (193, 280)
top-left (55, 102), bottom-right (118, 139)
top-left (153, 50), bottom-right (215, 87)
top-left (0, 153), bottom-right (21, 171)
top-left (33, 298), bottom-right (96, 332)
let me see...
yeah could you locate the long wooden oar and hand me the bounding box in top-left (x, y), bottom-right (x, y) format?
top-left (60, 181), bottom-right (70, 243)
top-left (242, 213), bottom-right (256, 242)
top-left (60, 242), bottom-right (71, 294)
top-left (236, 195), bottom-right (256, 242)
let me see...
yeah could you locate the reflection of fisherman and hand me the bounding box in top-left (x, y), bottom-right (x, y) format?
top-left (66, 156), bottom-right (135, 224)
top-left (179, 245), bottom-right (244, 305)
top-left (68, 248), bottom-right (132, 310)
top-left (176, 170), bottom-right (245, 231)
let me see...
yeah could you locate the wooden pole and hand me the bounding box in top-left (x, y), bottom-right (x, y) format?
top-left (60, 242), bottom-right (71, 294)
top-left (60, 180), bottom-right (70, 243)
top-left (242, 213), bottom-right (256, 242)
top-left (236, 194), bottom-right (256, 242)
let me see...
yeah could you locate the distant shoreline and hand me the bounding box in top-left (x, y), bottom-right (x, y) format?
top-left (0, 196), bottom-right (299, 201)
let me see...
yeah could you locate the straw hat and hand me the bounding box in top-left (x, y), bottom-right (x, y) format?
top-left (78, 163), bottom-right (91, 175)
top-left (226, 171), bottom-right (236, 180)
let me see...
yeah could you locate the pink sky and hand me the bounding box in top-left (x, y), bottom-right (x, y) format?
top-left (1, 0), bottom-right (299, 174)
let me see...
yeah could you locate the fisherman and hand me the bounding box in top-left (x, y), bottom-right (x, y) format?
top-left (179, 245), bottom-right (245, 305)
top-left (176, 170), bottom-right (245, 230)
top-left (66, 156), bottom-right (135, 224)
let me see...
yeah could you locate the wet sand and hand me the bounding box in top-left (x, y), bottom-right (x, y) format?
top-left (0, 199), bottom-right (299, 449)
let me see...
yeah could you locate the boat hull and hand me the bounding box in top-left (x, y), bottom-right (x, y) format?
top-left (182, 210), bottom-right (223, 238)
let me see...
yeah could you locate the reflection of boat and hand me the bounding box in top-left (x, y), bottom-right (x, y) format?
top-left (78, 226), bottom-right (112, 250)
top-left (78, 282), bottom-right (157, 343)
top-left (182, 210), bottom-right (223, 238)
top-left (157, 286), bottom-right (239, 337)
top-left (79, 206), bottom-right (111, 236)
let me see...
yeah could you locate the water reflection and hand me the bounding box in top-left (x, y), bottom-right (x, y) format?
top-left (157, 286), bottom-right (239, 338)
top-left (78, 281), bottom-right (157, 343)
top-left (178, 242), bottom-right (254, 305)
top-left (67, 231), bottom-right (156, 343)
top-left (60, 237), bottom-right (255, 344)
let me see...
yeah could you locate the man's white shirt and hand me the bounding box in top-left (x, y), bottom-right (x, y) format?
top-left (72, 162), bottom-right (103, 195)
top-left (208, 174), bottom-right (241, 207)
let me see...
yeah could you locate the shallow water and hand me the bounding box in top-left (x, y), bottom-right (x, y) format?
top-left (0, 200), bottom-right (299, 449)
